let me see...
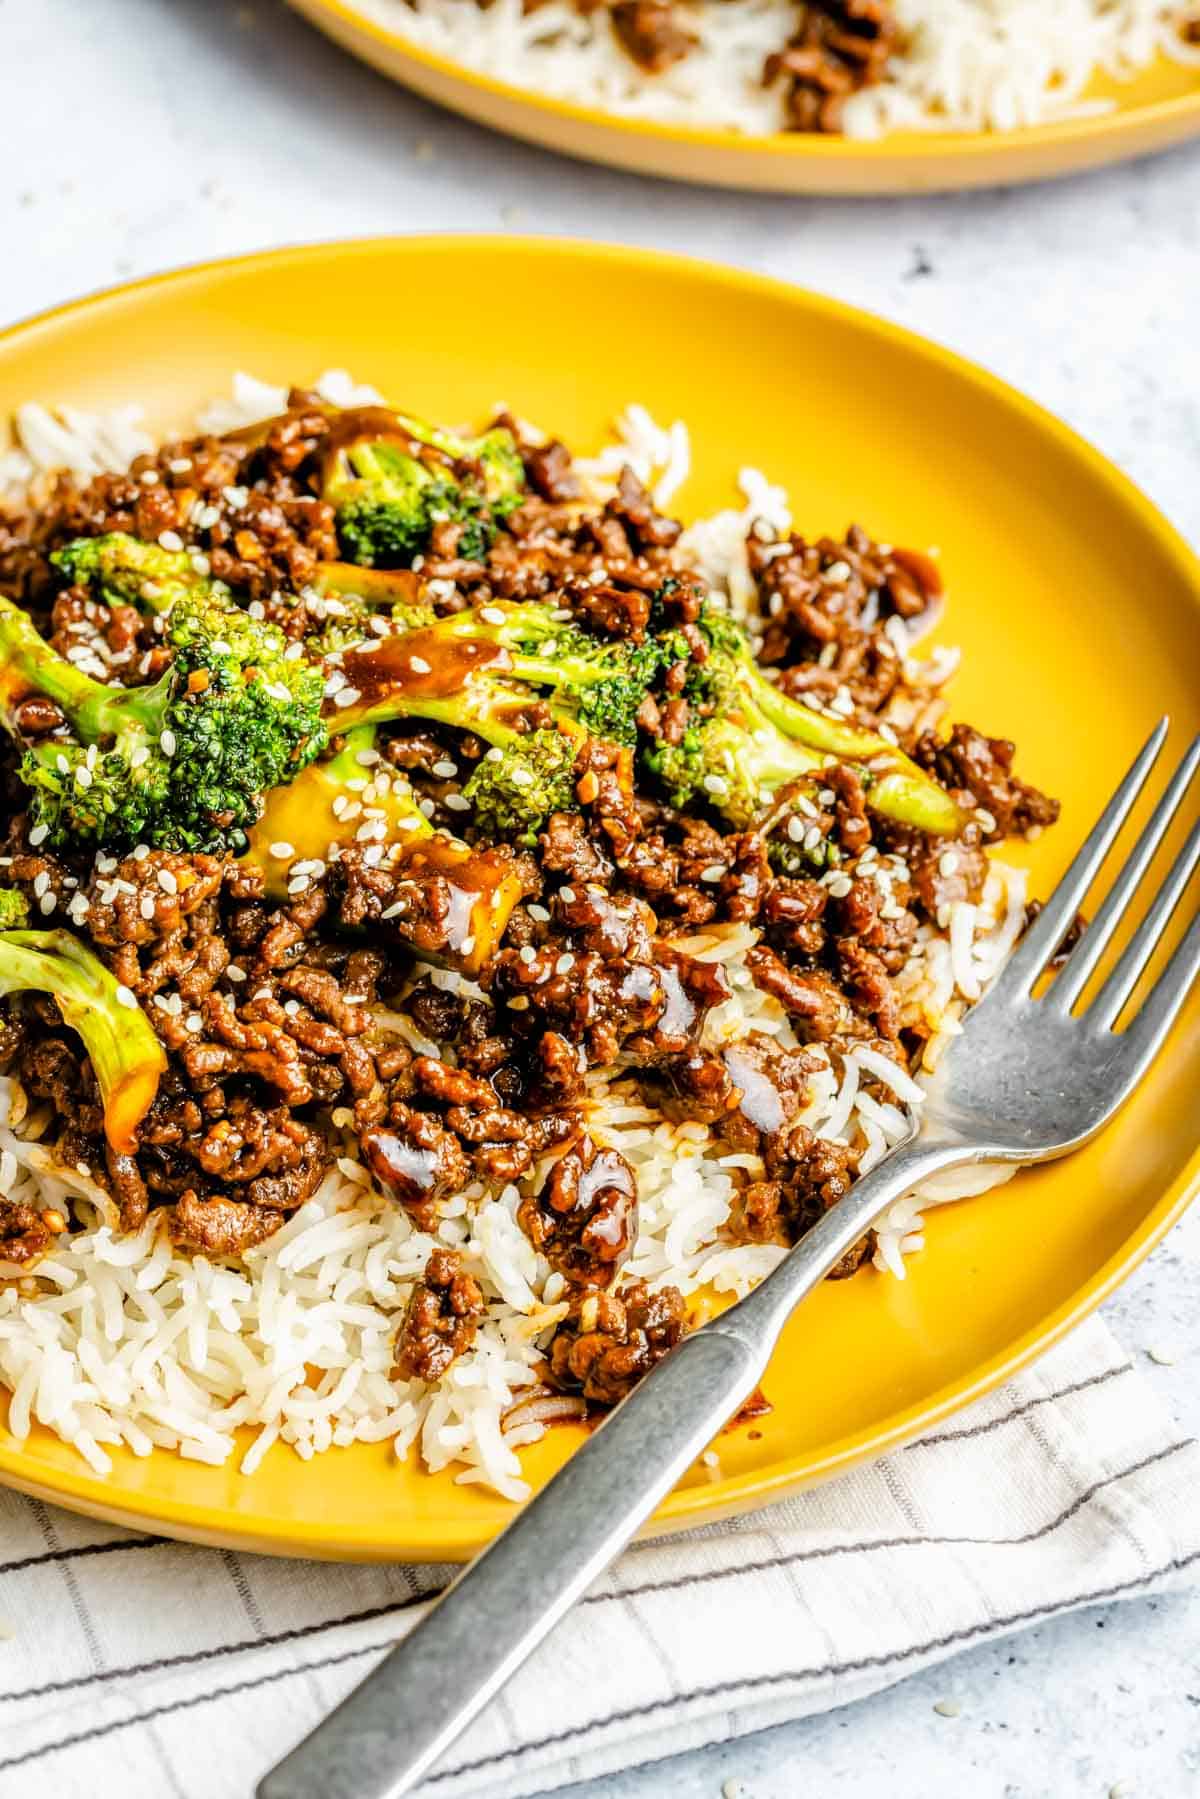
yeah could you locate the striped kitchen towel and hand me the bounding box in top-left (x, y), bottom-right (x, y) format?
top-left (0, 1310), bottom-right (1197, 1799)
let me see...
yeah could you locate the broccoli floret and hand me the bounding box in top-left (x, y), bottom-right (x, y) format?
top-left (324, 601), bottom-right (654, 838)
top-left (321, 409), bottom-right (526, 568)
top-left (0, 590), bottom-right (327, 855)
top-left (52, 532), bottom-right (207, 616)
top-left (307, 562), bottom-right (437, 653)
top-left (641, 602), bottom-right (967, 837)
top-left (0, 920), bottom-right (165, 1151)
top-left (461, 731), bottom-right (580, 848)
top-left (0, 889), bottom-right (29, 930)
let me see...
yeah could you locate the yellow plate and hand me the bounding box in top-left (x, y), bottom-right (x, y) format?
top-left (1, 238), bottom-right (1198, 1562)
top-left (290, 0), bottom-right (1200, 194)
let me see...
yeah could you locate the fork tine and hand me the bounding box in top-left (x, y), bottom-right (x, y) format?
top-left (1047, 735), bottom-right (1200, 1014)
top-left (999, 718), bottom-right (1168, 996)
top-left (1089, 816), bottom-right (1200, 1031)
top-left (1117, 900), bottom-right (1200, 1079)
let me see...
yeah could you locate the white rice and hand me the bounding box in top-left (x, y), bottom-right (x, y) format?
top-left (0, 379), bottom-right (1025, 1495)
top-left (350, 0), bottom-right (1199, 140)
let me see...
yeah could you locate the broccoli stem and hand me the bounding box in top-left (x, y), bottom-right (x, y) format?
top-left (245, 723), bottom-right (433, 899)
top-left (746, 662), bottom-right (966, 837)
top-left (0, 596), bottom-right (167, 746)
top-left (0, 928), bottom-right (165, 1153)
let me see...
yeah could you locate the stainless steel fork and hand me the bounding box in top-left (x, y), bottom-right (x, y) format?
top-left (261, 717), bottom-right (1200, 1799)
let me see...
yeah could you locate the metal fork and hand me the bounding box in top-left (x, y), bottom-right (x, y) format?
top-left (260, 717), bottom-right (1200, 1799)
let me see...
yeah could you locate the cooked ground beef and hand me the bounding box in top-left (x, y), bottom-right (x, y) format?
top-left (0, 386), bottom-right (1058, 1413)
top-left (394, 1246), bottom-right (487, 1382)
top-left (547, 1280), bottom-right (688, 1405)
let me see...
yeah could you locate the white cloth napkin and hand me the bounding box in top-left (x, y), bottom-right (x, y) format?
top-left (1, 1311), bottom-right (1197, 1799)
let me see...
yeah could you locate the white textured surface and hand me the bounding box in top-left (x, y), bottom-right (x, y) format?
top-left (1, 1), bottom-right (1198, 1793)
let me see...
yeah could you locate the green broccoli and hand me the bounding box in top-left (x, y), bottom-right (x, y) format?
top-left (321, 408), bottom-right (525, 568)
top-left (0, 591), bottom-right (327, 855)
top-left (0, 889), bottom-right (29, 930)
top-left (323, 600), bottom-right (659, 841)
top-left (0, 914), bottom-right (166, 1151)
top-left (641, 604), bottom-right (967, 837)
top-left (52, 532), bottom-right (208, 616)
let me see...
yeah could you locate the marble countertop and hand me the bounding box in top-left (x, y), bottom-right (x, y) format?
top-left (2, 0), bottom-right (1198, 1793)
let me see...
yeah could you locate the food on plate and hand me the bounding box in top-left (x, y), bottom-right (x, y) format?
top-left (0, 371), bottom-right (1057, 1496)
top-left (355, 0), bottom-right (1200, 139)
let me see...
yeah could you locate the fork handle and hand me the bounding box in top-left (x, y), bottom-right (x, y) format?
top-left (259, 1137), bottom-right (970, 1799)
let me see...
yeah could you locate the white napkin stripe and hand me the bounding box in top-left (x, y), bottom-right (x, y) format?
top-left (9, 1529), bottom-right (1199, 1798)
top-left (2, 1431), bottom-right (1192, 1721)
top-left (902, 1357), bottom-right (1136, 1448)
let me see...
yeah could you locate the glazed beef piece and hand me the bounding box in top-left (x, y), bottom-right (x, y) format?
top-left (547, 1280), bottom-right (687, 1406)
top-left (519, 1135), bottom-right (638, 1288)
top-left (167, 1191), bottom-right (284, 1257)
top-left (736, 1125), bottom-right (868, 1274)
top-left (763, 1), bottom-right (899, 134)
top-left (361, 1103), bottom-right (471, 1228)
top-left (0, 1198), bottom-right (65, 1268)
top-left (395, 1247), bottom-right (486, 1383)
top-left (611, 0), bottom-right (696, 71)
top-left (914, 723), bottom-right (1060, 840)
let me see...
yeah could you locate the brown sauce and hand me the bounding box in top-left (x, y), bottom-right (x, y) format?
top-left (341, 628), bottom-right (511, 708)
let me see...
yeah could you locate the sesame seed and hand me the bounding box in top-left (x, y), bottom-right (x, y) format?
top-left (803, 824), bottom-right (823, 851)
top-left (519, 944), bottom-right (538, 965)
top-left (140, 895), bottom-right (156, 920)
top-left (828, 874), bottom-right (854, 899)
top-left (408, 656), bottom-right (432, 675)
top-left (700, 864), bottom-right (724, 882)
top-left (157, 530), bottom-right (184, 553)
top-left (432, 759), bottom-right (458, 779)
top-left (186, 1013), bottom-right (203, 1033)
top-left (190, 553), bottom-right (211, 577)
top-left (559, 886), bottom-right (576, 904)
top-left (824, 559), bottom-right (852, 584)
top-left (444, 793), bottom-right (470, 812)
top-left (380, 901), bottom-right (408, 919)
top-left (32, 872), bottom-right (49, 898)
top-left (975, 807), bottom-right (998, 833)
top-left (157, 869), bottom-right (178, 894)
top-left (115, 984), bottom-right (138, 1010)
top-left (479, 606), bottom-right (506, 625)
top-left (28, 823), bottom-right (48, 847)
top-left (160, 730), bottom-right (177, 757)
top-left (284, 999), bottom-right (301, 1018)
top-left (269, 841), bottom-right (295, 860)
top-left (139, 469), bottom-right (160, 486)
top-left (355, 748), bottom-right (380, 767)
top-left (418, 798), bottom-right (436, 819)
top-left (287, 876), bottom-right (311, 896)
top-left (333, 686), bottom-right (361, 709)
top-left (786, 815), bottom-right (805, 843)
top-left (458, 934), bottom-right (476, 957)
top-left (703, 774), bottom-right (728, 796)
top-left (75, 766), bottom-right (92, 789)
top-left (510, 767), bottom-right (533, 788)
top-left (132, 843), bottom-right (150, 861)
top-left (932, 1699), bottom-right (961, 1719)
top-left (169, 457), bottom-right (193, 474)
top-left (130, 744), bottom-right (151, 768)
top-left (38, 892), bottom-right (56, 915)
top-left (527, 904), bottom-right (550, 923)
top-left (555, 953), bottom-right (575, 974)
top-left (938, 850), bottom-right (960, 877)
top-left (485, 746), bottom-right (504, 763)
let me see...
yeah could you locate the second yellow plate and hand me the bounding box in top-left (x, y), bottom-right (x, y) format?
top-left (1, 238), bottom-right (1198, 1560)
top-left (291, 0), bottom-right (1200, 193)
